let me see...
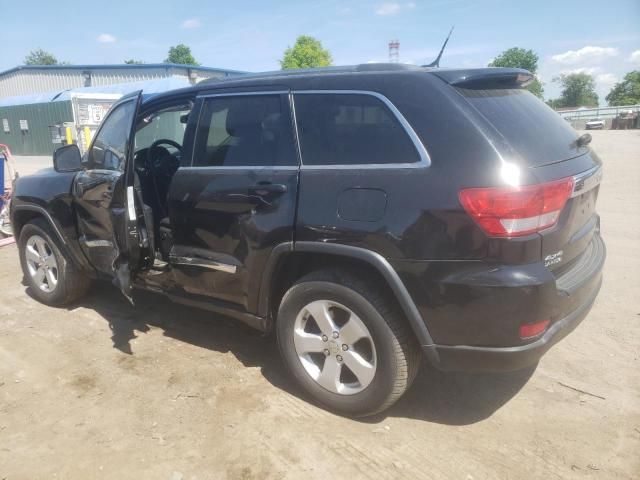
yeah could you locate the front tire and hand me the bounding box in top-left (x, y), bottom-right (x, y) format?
top-left (18, 219), bottom-right (91, 306)
top-left (277, 269), bottom-right (420, 417)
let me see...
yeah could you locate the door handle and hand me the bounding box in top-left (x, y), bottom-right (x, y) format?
top-left (248, 183), bottom-right (287, 195)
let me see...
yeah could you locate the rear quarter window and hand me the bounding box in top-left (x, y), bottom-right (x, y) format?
top-left (457, 88), bottom-right (582, 166)
top-left (294, 93), bottom-right (421, 166)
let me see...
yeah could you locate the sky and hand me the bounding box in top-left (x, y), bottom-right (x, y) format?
top-left (1, 0), bottom-right (639, 103)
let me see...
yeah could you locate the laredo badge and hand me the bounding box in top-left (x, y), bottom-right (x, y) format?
top-left (545, 250), bottom-right (563, 267)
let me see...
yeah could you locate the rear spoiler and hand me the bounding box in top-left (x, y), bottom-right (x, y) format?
top-left (432, 68), bottom-right (534, 89)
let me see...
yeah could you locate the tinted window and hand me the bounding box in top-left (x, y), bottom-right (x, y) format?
top-left (193, 95), bottom-right (296, 167)
top-left (87, 100), bottom-right (135, 171)
top-left (294, 93), bottom-right (420, 166)
top-left (457, 88), bottom-right (582, 166)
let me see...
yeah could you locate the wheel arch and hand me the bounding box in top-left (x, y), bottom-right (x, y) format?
top-left (12, 205), bottom-right (63, 242)
top-left (259, 241), bottom-right (439, 364)
top-left (12, 204), bottom-right (92, 275)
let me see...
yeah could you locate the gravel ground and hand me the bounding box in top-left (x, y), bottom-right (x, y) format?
top-left (1, 130), bottom-right (639, 479)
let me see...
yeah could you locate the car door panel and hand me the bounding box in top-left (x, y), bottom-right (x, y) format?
top-left (167, 92), bottom-right (299, 311)
top-left (75, 170), bottom-right (124, 271)
top-left (168, 167), bottom-right (298, 308)
top-left (73, 92), bottom-right (152, 298)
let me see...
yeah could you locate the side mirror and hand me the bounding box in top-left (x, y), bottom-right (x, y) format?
top-left (53, 144), bottom-right (83, 172)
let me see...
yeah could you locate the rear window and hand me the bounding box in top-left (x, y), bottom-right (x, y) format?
top-left (457, 88), bottom-right (582, 166)
top-left (294, 93), bottom-right (420, 166)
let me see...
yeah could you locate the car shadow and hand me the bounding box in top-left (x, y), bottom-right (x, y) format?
top-left (50, 284), bottom-right (535, 426)
top-left (377, 362), bottom-right (535, 425)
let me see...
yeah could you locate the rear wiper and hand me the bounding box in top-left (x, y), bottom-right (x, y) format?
top-left (574, 133), bottom-right (592, 148)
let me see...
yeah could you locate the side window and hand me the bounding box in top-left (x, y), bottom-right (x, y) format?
top-left (193, 94), bottom-right (297, 167)
top-left (135, 105), bottom-right (191, 152)
top-left (87, 100), bottom-right (136, 171)
top-left (294, 93), bottom-right (420, 166)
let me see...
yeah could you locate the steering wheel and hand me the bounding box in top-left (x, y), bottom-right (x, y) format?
top-left (146, 139), bottom-right (182, 176)
top-left (150, 138), bottom-right (182, 152)
top-left (146, 139), bottom-right (183, 217)
top-left (148, 139), bottom-right (182, 166)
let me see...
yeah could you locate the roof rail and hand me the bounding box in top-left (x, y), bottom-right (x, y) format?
top-left (198, 63), bottom-right (424, 85)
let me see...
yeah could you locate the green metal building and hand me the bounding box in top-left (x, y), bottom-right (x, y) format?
top-left (0, 100), bottom-right (74, 156)
top-left (0, 64), bottom-right (245, 156)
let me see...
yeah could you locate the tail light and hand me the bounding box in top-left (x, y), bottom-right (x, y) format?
top-left (459, 177), bottom-right (574, 237)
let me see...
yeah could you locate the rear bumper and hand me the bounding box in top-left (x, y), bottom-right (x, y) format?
top-left (392, 233), bottom-right (605, 372)
top-left (424, 275), bottom-right (601, 372)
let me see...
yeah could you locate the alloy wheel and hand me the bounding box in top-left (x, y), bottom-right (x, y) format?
top-left (24, 235), bottom-right (58, 293)
top-left (293, 300), bottom-right (377, 395)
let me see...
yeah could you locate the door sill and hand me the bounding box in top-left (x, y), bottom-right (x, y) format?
top-left (166, 291), bottom-right (270, 332)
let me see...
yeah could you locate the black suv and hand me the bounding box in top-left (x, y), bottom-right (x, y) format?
top-left (11, 64), bottom-right (605, 416)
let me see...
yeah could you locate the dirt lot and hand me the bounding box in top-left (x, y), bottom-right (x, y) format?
top-left (1, 130), bottom-right (639, 479)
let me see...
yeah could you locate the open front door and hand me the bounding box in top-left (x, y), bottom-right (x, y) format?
top-left (73, 91), bottom-right (153, 301)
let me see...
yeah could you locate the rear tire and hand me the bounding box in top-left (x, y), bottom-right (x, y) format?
top-left (18, 219), bottom-right (91, 306)
top-left (277, 269), bottom-right (420, 417)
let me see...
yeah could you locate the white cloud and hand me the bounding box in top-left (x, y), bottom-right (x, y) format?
top-left (551, 46), bottom-right (618, 65)
top-left (376, 3), bottom-right (401, 15)
top-left (596, 73), bottom-right (617, 89)
top-left (375, 2), bottom-right (416, 15)
top-left (181, 18), bottom-right (201, 29)
top-left (628, 50), bottom-right (640, 63)
top-left (560, 66), bottom-right (601, 76)
top-left (97, 33), bottom-right (116, 43)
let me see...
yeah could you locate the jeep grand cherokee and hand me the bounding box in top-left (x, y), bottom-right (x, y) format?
top-left (11, 64), bottom-right (605, 416)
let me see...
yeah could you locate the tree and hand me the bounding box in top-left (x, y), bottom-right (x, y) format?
top-left (164, 44), bottom-right (199, 65)
top-left (546, 98), bottom-right (563, 109)
top-left (523, 78), bottom-right (544, 99)
top-left (489, 47), bottom-right (543, 98)
top-left (489, 47), bottom-right (538, 72)
top-left (124, 59), bottom-right (144, 64)
top-left (605, 71), bottom-right (640, 106)
top-left (280, 35), bottom-right (332, 70)
top-left (24, 48), bottom-right (58, 65)
top-left (551, 72), bottom-right (599, 108)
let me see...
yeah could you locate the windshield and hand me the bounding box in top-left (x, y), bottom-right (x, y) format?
top-left (456, 88), bottom-right (584, 167)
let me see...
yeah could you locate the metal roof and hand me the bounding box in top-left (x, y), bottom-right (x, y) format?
top-left (0, 63), bottom-right (247, 78)
top-left (0, 77), bottom-right (194, 107)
